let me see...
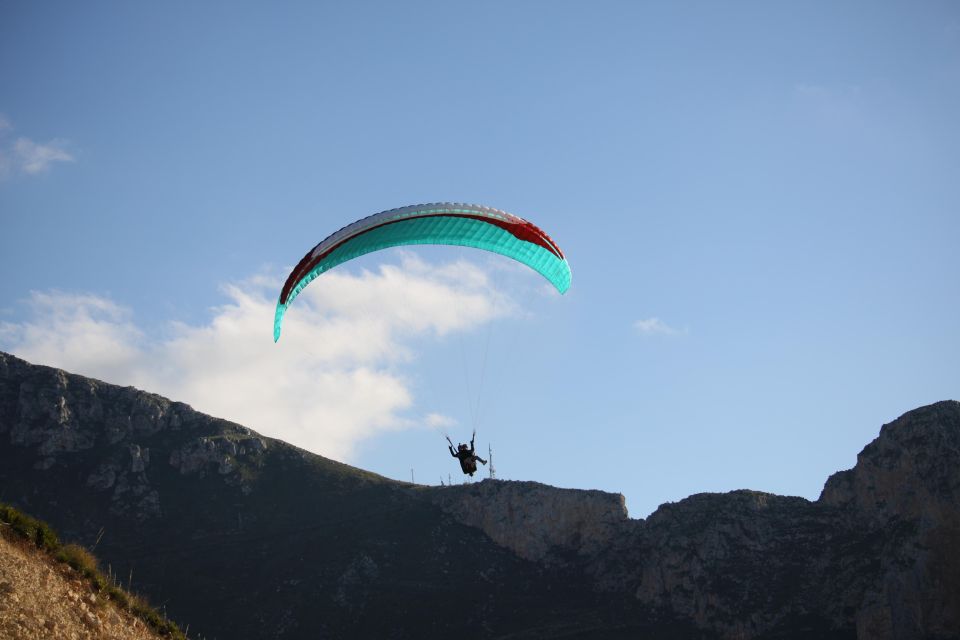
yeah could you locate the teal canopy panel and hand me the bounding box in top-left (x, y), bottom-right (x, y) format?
top-left (275, 203), bottom-right (571, 341)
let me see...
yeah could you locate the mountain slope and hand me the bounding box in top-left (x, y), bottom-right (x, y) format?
top-left (0, 352), bottom-right (664, 639)
top-left (1, 351), bottom-right (957, 639)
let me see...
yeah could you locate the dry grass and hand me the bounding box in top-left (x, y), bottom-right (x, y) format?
top-left (57, 543), bottom-right (99, 576)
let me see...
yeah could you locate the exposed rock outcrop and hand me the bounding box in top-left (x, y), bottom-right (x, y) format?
top-left (427, 479), bottom-right (629, 563)
top-left (0, 352), bottom-right (270, 524)
top-left (819, 401), bottom-right (960, 640)
top-left (820, 401), bottom-right (960, 524)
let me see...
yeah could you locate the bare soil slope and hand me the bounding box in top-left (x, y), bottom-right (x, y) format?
top-left (0, 529), bottom-right (165, 640)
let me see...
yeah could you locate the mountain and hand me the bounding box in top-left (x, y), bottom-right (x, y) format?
top-left (0, 351), bottom-right (957, 639)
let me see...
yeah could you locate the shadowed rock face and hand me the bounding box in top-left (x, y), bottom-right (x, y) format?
top-left (1, 351), bottom-right (957, 640)
top-left (819, 401), bottom-right (960, 639)
top-left (820, 400), bottom-right (960, 524)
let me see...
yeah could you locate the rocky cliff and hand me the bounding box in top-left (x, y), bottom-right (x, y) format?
top-left (1, 351), bottom-right (958, 639)
top-left (819, 401), bottom-right (960, 639)
top-left (426, 480), bottom-right (629, 563)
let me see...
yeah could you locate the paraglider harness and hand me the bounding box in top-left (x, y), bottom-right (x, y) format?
top-left (447, 433), bottom-right (487, 476)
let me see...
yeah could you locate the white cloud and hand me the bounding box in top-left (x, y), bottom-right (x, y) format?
top-left (14, 137), bottom-right (74, 174)
top-left (0, 258), bottom-right (513, 461)
top-left (425, 413), bottom-right (457, 429)
top-left (0, 114), bottom-right (75, 177)
top-left (0, 291), bottom-right (146, 383)
top-left (633, 317), bottom-right (685, 336)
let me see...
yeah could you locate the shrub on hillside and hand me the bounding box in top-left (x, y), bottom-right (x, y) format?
top-left (57, 543), bottom-right (99, 576)
top-left (0, 503), bottom-right (60, 552)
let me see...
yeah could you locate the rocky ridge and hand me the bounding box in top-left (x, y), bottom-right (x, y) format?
top-left (1, 350), bottom-right (958, 639)
top-left (430, 402), bottom-right (960, 639)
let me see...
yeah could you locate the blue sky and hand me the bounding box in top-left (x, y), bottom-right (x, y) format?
top-left (1, 1), bottom-right (958, 516)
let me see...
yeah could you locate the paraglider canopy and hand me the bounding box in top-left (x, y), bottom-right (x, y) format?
top-left (274, 202), bottom-right (571, 341)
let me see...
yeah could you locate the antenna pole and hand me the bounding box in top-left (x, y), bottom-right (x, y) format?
top-left (488, 444), bottom-right (496, 479)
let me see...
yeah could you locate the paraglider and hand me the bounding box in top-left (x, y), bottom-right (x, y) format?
top-left (273, 202), bottom-right (571, 342)
top-left (274, 202), bottom-right (570, 481)
top-left (446, 432), bottom-right (487, 476)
